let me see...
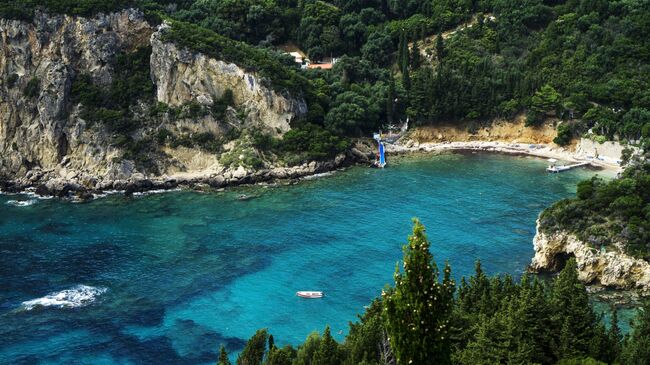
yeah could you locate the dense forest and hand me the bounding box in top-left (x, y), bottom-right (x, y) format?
top-left (1, 0), bottom-right (649, 158)
top-left (215, 220), bottom-right (650, 365)
top-left (541, 161), bottom-right (650, 259)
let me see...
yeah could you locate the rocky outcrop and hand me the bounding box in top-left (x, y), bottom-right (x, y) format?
top-left (530, 219), bottom-right (650, 290)
top-left (0, 10), bottom-right (315, 196)
top-left (0, 9), bottom-right (153, 178)
top-left (150, 23), bottom-right (307, 134)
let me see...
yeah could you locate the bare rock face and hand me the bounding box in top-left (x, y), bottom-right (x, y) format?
top-left (0, 11), bottom-right (309, 188)
top-left (530, 219), bottom-right (650, 290)
top-left (150, 23), bottom-right (307, 135)
top-left (0, 9), bottom-right (153, 179)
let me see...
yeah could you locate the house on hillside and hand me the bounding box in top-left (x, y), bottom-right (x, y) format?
top-left (307, 57), bottom-right (338, 70)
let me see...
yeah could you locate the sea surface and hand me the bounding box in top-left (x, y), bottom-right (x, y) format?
top-left (0, 153), bottom-right (612, 364)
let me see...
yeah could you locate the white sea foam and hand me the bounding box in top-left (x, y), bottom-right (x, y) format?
top-left (20, 285), bottom-right (107, 310)
top-left (6, 199), bottom-right (38, 207)
top-left (302, 171), bottom-right (335, 180)
top-left (132, 188), bottom-right (181, 196)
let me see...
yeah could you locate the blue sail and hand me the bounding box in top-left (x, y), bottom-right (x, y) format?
top-left (379, 142), bottom-right (386, 167)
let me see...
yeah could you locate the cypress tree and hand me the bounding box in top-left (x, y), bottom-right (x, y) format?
top-left (397, 31), bottom-right (405, 67)
top-left (383, 219), bottom-right (455, 365)
top-left (436, 35), bottom-right (445, 62)
top-left (411, 38), bottom-right (422, 70)
top-left (620, 301), bottom-right (650, 364)
top-left (387, 75), bottom-right (395, 124)
top-left (551, 259), bottom-right (600, 360)
top-left (311, 326), bottom-right (340, 365)
top-left (401, 33), bottom-right (411, 90)
top-left (237, 329), bottom-right (268, 365)
top-left (606, 307), bottom-right (622, 363)
top-left (218, 345), bottom-right (232, 365)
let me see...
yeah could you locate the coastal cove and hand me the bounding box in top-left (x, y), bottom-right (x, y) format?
top-left (1, 153), bottom-right (611, 364)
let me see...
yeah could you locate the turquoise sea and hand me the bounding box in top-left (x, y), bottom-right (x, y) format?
top-left (0, 153), bottom-right (609, 364)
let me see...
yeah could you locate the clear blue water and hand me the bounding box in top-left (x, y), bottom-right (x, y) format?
top-left (0, 153), bottom-right (609, 364)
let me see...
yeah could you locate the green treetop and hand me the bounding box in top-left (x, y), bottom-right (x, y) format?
top-left (383, 219), bottom-right (455, 365)
top-left (237, 329), bottom-right (268, 365)
top-left (217, 345), bottom-right (232, 365)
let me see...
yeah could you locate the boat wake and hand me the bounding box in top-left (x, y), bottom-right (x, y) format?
top-left (6, 199), bottom-right (38, 207)
top-left (20, 285), bottom-right (108, 311)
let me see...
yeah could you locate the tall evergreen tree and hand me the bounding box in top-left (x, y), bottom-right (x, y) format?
top-left (237, 329), bottom-right (268, 365)
top-left (218, 345), bottom-right (232, 365)
top-left (435, 35), bottom-right (445, 62)
top-left (620, 301), bottom-right (650, 364)
top-left (387, 75), bottom-right (396, 124)
top-left (411, 39), bottom-right (422, 70)
top-left (383, 219), bottom-right (455, 365)
top-left (311, 326), bottom-right (340, 365)
top-left (400, 33), bottom-right (411, 90)
top-left (551, 259), bottom-right (601, 360)
top-left (606, 307), bottom-right (622, 363)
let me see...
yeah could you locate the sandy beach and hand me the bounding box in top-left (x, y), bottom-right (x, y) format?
top-left (386, 140), bottom-right (623, 173)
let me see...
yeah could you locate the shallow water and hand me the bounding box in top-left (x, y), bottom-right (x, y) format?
top-left (0, 153), bottom-right (610, 364)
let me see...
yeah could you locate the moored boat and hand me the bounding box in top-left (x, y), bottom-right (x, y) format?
top-left (296, 291), bottom-right (324, 299)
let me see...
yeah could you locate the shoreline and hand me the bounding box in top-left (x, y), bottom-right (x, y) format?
top-left (0, 139), bottom-right (624, 201)
top-left (0, 151), bottom-right (370, 201)
top-left (386, 140), bottom-right (623, 173)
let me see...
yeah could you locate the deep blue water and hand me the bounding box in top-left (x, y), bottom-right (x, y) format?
top-left (0, 153), bottom-right (609, 364)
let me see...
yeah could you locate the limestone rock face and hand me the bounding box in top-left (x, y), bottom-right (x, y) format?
top-left (0, 11), bottom-right (309, 187)
top-left (530, 219), bottom-right (650, 290)
top-left (150, 23), bottom-right (307, 134)
top-left (0, 9), bottom-right (152, 178)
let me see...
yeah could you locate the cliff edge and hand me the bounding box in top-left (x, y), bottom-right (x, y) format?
top-left (530, 219), bottom-right (650, 290)
top-left (0, 10), bottom-right (318, 196)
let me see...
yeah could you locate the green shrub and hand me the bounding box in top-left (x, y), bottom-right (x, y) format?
top-left (23, 77), bottom-right (39, 98)
top-left (6, 73), bottom-right (18, 88)
top-left (554, 123), bottom-right (573, 146)
top-left (275, 124), bottom-right (350, 165)
top-left (594, 135), bottom-right (607, 144)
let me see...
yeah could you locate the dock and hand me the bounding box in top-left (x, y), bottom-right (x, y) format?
top-left (546, 161), bottom-right (591, 173)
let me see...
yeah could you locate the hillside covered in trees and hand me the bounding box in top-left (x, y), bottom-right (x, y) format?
top-left (1, 0), bottom-right (648, 155)
top-left (540, 161), bottom-right (650, 259)
top-left (219, 220), bottom-right (650, 365)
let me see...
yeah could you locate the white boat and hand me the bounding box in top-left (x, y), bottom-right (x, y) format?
top-left (296, 291), bottom-right (324, 299)
top-left (546, 158), bottom-right (570, 173)
top-left (547, 165), bottom-right (571, 173)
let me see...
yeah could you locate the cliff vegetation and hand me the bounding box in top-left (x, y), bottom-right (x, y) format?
top-left (540, 162), bottom-right (650, 259)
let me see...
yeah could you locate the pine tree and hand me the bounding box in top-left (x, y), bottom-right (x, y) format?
top-left (551, 259), bottom-right (599, 360)
top-left (237, 329), bottom-right (268, 365)
top-left (383, 219), bottom-right (455, 365)
top-left (311, 326), bottom-right (340, 365)
top-left (266, 345), bottom-right (295, 365)
top-left (217, 345), bottom-right (232, 365)
top-left (620, 301), bottom-right (650, 364)
top-left (606, 307), bottom-right (622, 363)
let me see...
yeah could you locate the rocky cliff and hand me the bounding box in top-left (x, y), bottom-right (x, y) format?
top-left (150, 23), bottom-right (306, 134)
top-left (0, 9), bottom-right (152, 178)
top-left (0, 10), bottom-right (313, 196)
top-left (530, 219), bottom-right (650, 290)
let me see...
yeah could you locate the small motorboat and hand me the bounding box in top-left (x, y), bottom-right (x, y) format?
top-left (296, 291), bottom-right (324, 299)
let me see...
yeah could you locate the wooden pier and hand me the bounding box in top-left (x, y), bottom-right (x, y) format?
top-left (546, 161), bottom-right (591, 173)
